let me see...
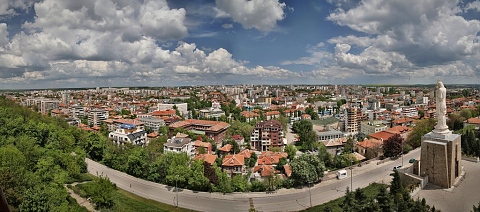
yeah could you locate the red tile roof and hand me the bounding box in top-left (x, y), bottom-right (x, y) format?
top-left (238, 149), bottom-right (251, 159)
top-left (222, 155), bottom-right (244, 167)
top-left (284, 165), bottom-right (292, 177)
top-left (169, 119), bottom-right (230, 132)
top-left (369, 131), bottom-right (395, 141)
top-left (357, 138), bottom-right (383, 149)
top-left (466, 118), bottom-right (480, 125)
top-left (253, 164), bottom-right (275, 177)
top-left (219, 144), bottom-right (232, 152)
top-left (193, 154), bottom-right (217, 165)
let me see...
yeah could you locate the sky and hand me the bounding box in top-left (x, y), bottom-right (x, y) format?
top-left (0, 0), bottom-right (479, 89)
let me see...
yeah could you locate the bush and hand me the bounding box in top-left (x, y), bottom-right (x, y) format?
top-left (249, 180), bottom-right (266, 192)
top-left (281, 178), bottom-right (296, 189)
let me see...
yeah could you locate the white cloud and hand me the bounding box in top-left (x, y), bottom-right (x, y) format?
top-left (466, 1), bottom-right (480, 11)
top-left (215, 0), bottom-right (286, 32)
top-left (327, 0), bottom-right (480, 66)
top-left (222, 23), bottom-right (233, 29)
top-left (0, 0), bottom-right (36, 17)
top-left (0, 23), bottom-right (8, 46)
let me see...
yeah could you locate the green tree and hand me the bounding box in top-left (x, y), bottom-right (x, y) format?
top-left (390, 170), bottom-right (404, 195)
top-left (406, 119), bottom-right (435, 148)
top-left (84, 133), bottom-right (106, 161)
top-left (84, 174), bottom-right (116, 209)
top-left (343, 137), bottom-right (355, 154)
top-left (231, 174), bottom-right (248, 192)
top-left (383, 134), bottom-right (403, 158)
top-left (126, 147), bottom-right (147, 178)
top-left (376, 185), bottom-right (392, 212)
top-left (248, 152), bottom-right (257, 168)
top-left (342, 187), bottom-right (356, 212)
top-left (188, 159), bottom-right (210, 191)
top-left (284, 144), bottom-right (297, 161)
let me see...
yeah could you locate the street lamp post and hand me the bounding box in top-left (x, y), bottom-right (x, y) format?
top-left (175, 175), bottom-right (179, 208)
top-left (401, 140), bottom-right (404, 167)
top-left (306, 173), bottom-right (312, 208)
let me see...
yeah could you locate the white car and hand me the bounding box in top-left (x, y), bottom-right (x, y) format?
top-left (393, 165), bottom-right (402, 170)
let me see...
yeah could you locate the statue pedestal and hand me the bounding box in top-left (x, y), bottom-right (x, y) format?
top-left (420, 132), bottom-right (461, 188)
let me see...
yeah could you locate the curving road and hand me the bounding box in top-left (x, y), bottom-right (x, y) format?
top-left (86, 149), bottom-right (420, 212)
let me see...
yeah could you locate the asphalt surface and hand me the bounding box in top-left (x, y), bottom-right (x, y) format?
top-left (86, 149), bottom-right (421, 212)
top-left (414, 160), bottom-right (480, 212)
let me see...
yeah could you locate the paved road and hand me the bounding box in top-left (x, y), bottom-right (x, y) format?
top-left (86, 149), bottom-right (420, 212)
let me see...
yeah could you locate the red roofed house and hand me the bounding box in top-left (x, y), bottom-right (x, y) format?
top-left (356, 138), bottom-right (383, 159)
top-left (193, 140), bottom-right (213, 155)
top-left (222, 154), bottom-right (245, 177)
top-left (218, 144), bottom-right (233, 155)
top-left (265, 111), bottom-right (280, 120)
top-left (231, 134), bottom-right (245, 146)
top-left (169, 119), bottom-right (230, 144)
top-left (464, 117), bottom-right (480, 130)
top-left (253, 164), bottom-right (275, 179)
top-left (193, 154), bottom-right (217, 166)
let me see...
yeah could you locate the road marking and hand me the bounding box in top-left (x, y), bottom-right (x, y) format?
top-left (249, 198), bottom-right (255, 211)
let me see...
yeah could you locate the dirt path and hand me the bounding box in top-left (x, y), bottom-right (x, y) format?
top-left (65, 182), bottom-right (98, 212)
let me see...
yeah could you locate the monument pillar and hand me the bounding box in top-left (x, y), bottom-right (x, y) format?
top-left (420, 80), bottom-right (461, 188)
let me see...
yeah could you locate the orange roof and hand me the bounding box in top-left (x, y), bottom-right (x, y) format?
top-left (238, 149), bottom-right (251, 159)
top-left (240, 111), bottom-right (259, 118)
top-left (253, 164), bottom-right (275, 177)
top-left (393, 117), bottom-right (414, 124)
top-left (147, 132), bottom-right (159, 138)
top-left (114, 119), bottom-right (144, 125)
top-left (152, 109), bottom-right (176, 116)
top-left (386, 126), bottom-right (411, 134)
top-left (219, 144), bottom-right (232, 152)
top-left (169, 119), bottom-right (230, 132)
top-left (284, 165), bottom-right (292, 177)
top-left (357, 138), bottom-right (383, 149)
top-left (265, 111), bottom-right (280, 116)
top-left (222, 154), bottom-right (244, 167)
top-left (257, 151), bottom-right (287, 165)
top-left (194, 154), bottom-right (217, 165)
top-left (466, 118), bottom-right (480, 125)
top-left (194, 140), bottom-right (212, 148)
top-left (369, 131), bottom-right (395, 141)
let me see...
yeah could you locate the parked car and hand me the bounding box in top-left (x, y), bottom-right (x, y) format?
top-left (409, 158), bottom-right (416, 163)
top-left (393, 165), bottom-right (402, 170)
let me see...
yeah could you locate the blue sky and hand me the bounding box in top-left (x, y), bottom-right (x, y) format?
top-left (0, 0), bottom-right (479, 89)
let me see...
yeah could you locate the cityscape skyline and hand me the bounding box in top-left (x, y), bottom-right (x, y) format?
top-left (0, 0), bottom-right (479, 89)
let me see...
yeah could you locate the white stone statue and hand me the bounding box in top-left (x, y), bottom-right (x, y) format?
top-left (433, 80), bottom-right (449, 134)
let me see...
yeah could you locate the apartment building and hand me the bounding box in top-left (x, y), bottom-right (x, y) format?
top-left (139, 116), bottom-right (165, 132)
top-left (109, 124), bottom-right (147, 146)
top-left (250, 120), bottom-right (285, 152)
top-left (158, 102), bottom-right (188, 117)
top-left (400, 106), bottom-right (418, 118)
top-left (163, 136), bottom-right (194, 157)
top-left (40, 100), bottom-right (59, 114)
top-left (345, 107), bottom-right (359, 135)
top-left (360, 120), bottom-right (387, 135)
top-left (169, 119), bottom-right (230, 144)
top-left (70, 106), bottom-right (86, 118)
top-left (88, 109), bottom-right (108, 127)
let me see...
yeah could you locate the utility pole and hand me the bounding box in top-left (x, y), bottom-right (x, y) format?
top-left (175, 175), bottom-right (179, 208)
top-left (401, 139), bottom-right (404, 167)
top-left (350, 149), bottom-right (353, 191)
top-left (306, 173), bottom-right (312, 208)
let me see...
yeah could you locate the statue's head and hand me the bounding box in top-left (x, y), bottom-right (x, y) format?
top-left (437, 80), bottom-right (444, 88)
